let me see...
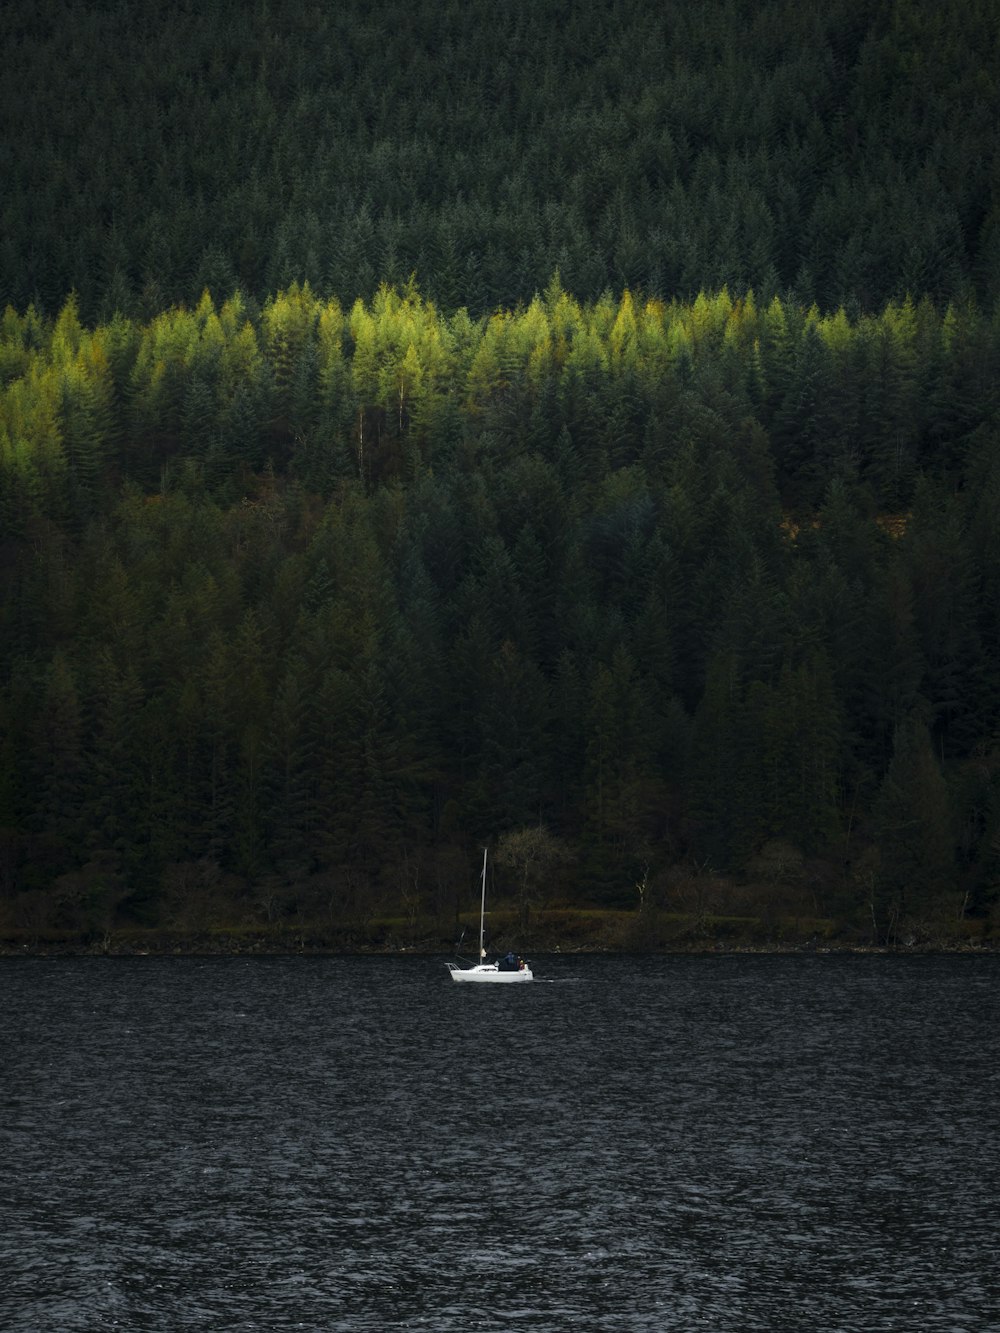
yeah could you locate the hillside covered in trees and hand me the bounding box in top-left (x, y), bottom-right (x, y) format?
top-left (1, 0), bottom-right (999, 949)
top-left (2, 0), bottom-right (999, 321)
top-left (2, 285), bottom-right (998, 946)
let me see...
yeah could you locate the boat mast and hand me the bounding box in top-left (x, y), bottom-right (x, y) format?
top-left (479, 846), bottom-right (488, 960)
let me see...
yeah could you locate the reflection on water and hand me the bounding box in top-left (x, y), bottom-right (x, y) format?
top-left (2, 954), bottom-right (998, 1330)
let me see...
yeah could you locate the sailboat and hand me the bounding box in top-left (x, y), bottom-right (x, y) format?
top-left (446, 848), bottom-right (533, 983)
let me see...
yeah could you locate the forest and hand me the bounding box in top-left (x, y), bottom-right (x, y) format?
top-left (1, 0), bottom-right (999, 949)
top-left (2, 0), bottom-right (999, 321)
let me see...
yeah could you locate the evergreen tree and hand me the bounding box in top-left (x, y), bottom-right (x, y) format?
top-left (872, 715), bottom-right (955, 924)
top-left (29, 653), bottom-right (85, 864)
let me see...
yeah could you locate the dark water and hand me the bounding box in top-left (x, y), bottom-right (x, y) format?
top-left (2, 953), bottom-right (997, 1331)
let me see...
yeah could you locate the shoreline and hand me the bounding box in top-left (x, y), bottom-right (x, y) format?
top-left (2, 925), bottom-right (996, 960)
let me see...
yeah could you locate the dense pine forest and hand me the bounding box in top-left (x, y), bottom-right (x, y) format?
top-left (2, 0), bottom-right (999, 948)
top-left (3, 0), bottom-right (999, 320)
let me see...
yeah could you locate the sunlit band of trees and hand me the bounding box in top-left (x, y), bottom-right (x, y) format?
top-left (1, 281), bottom-right (998, 942)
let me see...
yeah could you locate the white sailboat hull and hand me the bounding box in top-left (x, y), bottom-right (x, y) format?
top-left (446, 962), bottom-right (533, 983)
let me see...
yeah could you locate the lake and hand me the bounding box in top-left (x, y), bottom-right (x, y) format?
top-left (2, 953), bottom-right (997, 1330)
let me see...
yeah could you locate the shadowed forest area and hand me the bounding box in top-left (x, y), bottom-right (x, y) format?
top-left (3, 0), bottom-right (999, 320)
top-left (1, 0), bottom-right (999, 950)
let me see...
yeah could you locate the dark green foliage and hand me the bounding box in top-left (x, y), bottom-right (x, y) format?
top-left (2, 276), bottom-right (999, 934)
top-left (872, 715), bottom-right (956, 921)
top-left (29, 653), bottom-right (85, 859)
top-left (1, 0), bottom-right (998, 322)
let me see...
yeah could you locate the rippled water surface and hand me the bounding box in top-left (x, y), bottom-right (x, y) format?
top-left (2, 953), bottom-right (998, 1330)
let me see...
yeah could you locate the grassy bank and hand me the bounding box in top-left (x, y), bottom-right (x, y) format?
top-left (2, 907), bottom-right (995, 957)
